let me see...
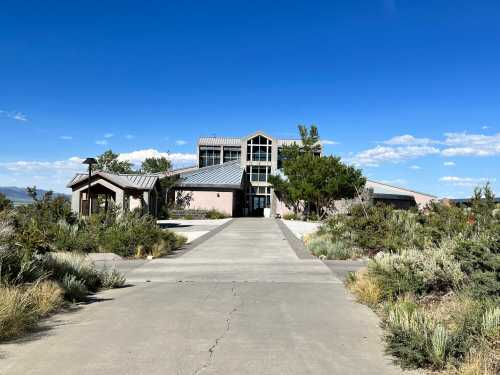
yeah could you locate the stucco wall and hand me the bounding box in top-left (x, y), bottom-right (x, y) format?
top-left (275, 198), bottom-right (295, 217)
top-left (177, 190), bottom-right (234, 216)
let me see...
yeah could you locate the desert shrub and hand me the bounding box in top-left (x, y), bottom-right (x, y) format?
top-left (452, 235), bottom-right (499, 299)
top-left (92, 210), bottom-right (184, 257)
top-left (0, 285), bottom-right (39, 340)
top-left (347, 268), bottom-right (382, 306)
top-left (100, 268), bottom-right (126, 289)
top-left (384, 301), bottom-right (453, 369)
top-left (29, 280), bottom-right (64, 316)
top-left (0, 281), bottom-right (63, 341)
top-left (52, 220), bottom-right (98, 253)
top-left (283, 212), bottom-right (299, 220)
top-left (368, 241), bottom-right (465, 299)
top-left (0, 192), bottom-right (12, 212)
top-left (455, 345), bottom-right (499, 375)
top-left (420, 202), bottom-right (470, 245)
top-left (43, 252), bottom-right (101, 292)
top-left (205, 209), bottom-right (228, 219)
top-left (306, 234), bottom-right (358, 260)
top-left (325, 203), bottom-right (424, 254)
top-left (481, 307), bottom-right (500, 339)
top-left (61, 274), bottom-right (88, 302)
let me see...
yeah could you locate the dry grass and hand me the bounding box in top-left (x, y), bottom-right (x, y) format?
top-left (347, 268), bottom-right (382, 307)
top-left (451, 346), bottom-right (499, 375)
top-left (0, 281), bottom-right (64, 341)
top-left (30, 280), bottom-right (64, 316)
top-left (0, 286), bottom-right (38, 340)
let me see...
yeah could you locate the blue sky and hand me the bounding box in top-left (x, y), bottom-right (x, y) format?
top-left (1, 0), bottom-right (499, 196)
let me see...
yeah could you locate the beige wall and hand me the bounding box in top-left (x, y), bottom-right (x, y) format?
top-left (275, 198), bottom-right (295, 217)
top-left (177, 190), bottom-right (234, 216)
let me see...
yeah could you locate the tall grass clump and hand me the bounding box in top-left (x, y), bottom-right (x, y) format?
top-left (0, 281), bottom-right (64, 341)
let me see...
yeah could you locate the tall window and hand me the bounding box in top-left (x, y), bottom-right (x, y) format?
top-left (246, 135), bottom-right (272, 162)
top-left (199, 146), bottom-right (221, 167)
top-left (246, 166), bottom-right (271, 182)
top-left (223, 147), bottom-right (241, 163)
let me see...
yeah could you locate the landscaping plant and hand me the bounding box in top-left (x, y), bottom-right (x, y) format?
top-left (342, 184), bottom-right (500, 374)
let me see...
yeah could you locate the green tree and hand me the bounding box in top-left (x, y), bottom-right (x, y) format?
top-left (93, 150), bottom-right (134, 174)
top-left (0, 192), bottom-right (13, 211)
top-left (270, 126), bottom-right (365, 219)
top-left (298, 124), bottom-right (321, 153)
top-left (141, 157), bottom-right (172, 173)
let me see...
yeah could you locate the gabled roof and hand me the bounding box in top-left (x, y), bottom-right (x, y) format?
top-left (67, 171), bottom-right (159, 190)
top-left (178, 160), bottom-right (244, 188)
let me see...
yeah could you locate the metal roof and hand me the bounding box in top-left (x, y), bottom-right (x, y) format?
top-left (366, 179), bottom-right (437, 198)
top-left (277, 139), bottom-right (303, 146)
top-left (178, 160), bottom-right (244, 188)
top-left (67, 171), bottom-right (159, 190)
top-left (198, 136), bottom-right (241, 146)
top-left (198, 136), bottom-right (305, 147)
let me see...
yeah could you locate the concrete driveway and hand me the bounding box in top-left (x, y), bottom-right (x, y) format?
top-left (1, 218), bottom-right (405, 375)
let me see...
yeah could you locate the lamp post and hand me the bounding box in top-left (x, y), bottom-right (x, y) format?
top-left (82, 158), bottom-right (97, 216)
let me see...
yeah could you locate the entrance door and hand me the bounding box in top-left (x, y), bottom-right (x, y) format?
top-left (252, 195), bottom-right (266, 217)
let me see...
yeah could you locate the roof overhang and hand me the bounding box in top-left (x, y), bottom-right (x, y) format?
top-left (176, 183), bottom-right (243, 190)
top-left (373, 193), bottom-right (416, 201)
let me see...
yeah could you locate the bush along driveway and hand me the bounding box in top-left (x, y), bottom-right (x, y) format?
top-left (303, 185), bottom-right (500, 375)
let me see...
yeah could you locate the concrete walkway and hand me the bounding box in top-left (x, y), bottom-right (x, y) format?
top-left (1, 218), bottom-right (405, 375)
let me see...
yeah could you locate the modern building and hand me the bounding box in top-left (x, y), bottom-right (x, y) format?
top-left (170, 131), bottom-right (321, 217)
top-left (67, 130), bottom-right (437, 218)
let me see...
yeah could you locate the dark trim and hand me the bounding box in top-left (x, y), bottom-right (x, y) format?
top-left (176, 183), bottom-right (243, 190)
top-left (276, 219), bottom-right (314, 259)
top-left (164, 219), bottom-right (234, 258)
top-left (372, 193), bottom-right (415, 201)
top-left (70, 174), bottom-right (154, 192)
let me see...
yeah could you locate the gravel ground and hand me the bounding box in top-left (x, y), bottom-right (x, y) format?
top-left (281, 219), bottom-right (322, 239)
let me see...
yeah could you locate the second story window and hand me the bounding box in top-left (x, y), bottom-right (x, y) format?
top-left (199, 146), bottom-right (220, 167)
top-left (246, 135), bottom-right (272, 162)
top-left (223, 147), bottom-right (241, 163)
top-left (246, 165), bottom-right (271, 182)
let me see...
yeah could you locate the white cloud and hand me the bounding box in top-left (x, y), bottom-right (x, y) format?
top-left (441, 132), bottom-right (500, 156)
top-left (321, 139), bottom-right (339, 145)
top-left (125, 134), bottom-right (134, 140)
top-left (117, 149), bottom-right (197, 166)
top-left (443, 161), bottom-right (455, 166)
top-left (383, 134), bottom-right (438, 146)
top-left (175, 140), bottom-right (187, 145)
top-left (104, 133), bottom-right (114, 139)
top-left (0, 109), bottom-right (28, 122)
top-left (0, 157), bottom-right (84, 172)
top-left (96, 140), bottom-right (108, 146)
top-left (439, 176), bottom-right (496, 187)
top-left (59, 136), bottom-right (73, 140)
top-left (352, 145), bottom-right (440, 166)
top-left (0, 148), bottom-right (198, 192)
top-left (409, 165), bottom-right (422, 170)
top-left (482, 126), bottom-right (490, 130)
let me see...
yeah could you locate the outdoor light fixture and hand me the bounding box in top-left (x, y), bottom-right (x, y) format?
top-left (82, 158), bottom-right (97, 216)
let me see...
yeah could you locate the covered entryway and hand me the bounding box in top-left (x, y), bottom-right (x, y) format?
top-left (79, 183), bottom-right (116, 216)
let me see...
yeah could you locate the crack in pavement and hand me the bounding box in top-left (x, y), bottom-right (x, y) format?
top-left (192, 282), bottom-right (241, 375)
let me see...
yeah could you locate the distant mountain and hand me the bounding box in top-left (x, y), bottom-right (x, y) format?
top-left (0, 186), bottom-right (70, 204)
